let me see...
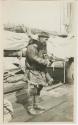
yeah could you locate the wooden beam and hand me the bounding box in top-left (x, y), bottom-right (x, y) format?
top-left (4, 82), bottom-right (26, 94)
top-left (46, 83), bottom-right (63, 91)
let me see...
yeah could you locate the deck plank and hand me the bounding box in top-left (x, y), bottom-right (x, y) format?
top-left (4, 84), bottom-right (73, 122)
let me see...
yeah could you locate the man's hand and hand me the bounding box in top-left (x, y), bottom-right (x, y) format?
top-left (44, 59), bottom-right (50, 66)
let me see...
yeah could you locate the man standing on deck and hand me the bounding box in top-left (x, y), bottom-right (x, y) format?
top-left (24, 32), bottom-right (53, 115)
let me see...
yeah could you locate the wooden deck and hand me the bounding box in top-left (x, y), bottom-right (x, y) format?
top-left (4, 83), bottom-right (74, 122)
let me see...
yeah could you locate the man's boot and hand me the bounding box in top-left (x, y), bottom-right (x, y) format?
top-left (27, 96), bottom-right (44, 115)
top-left (26, 96), bottom-right (38, 115)
top-left (33, 85), bottom-right (45, 111)
top-left (33, 96), bottom-right (45, 111)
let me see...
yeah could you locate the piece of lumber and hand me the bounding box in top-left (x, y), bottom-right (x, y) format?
top-left (46, 83), bottom-right (63, 91)
top-left (4, 82), bottom-right (26, 94)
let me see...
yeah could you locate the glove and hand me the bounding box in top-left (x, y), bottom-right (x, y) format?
top-left (48, 78), bottom-right (54, 86)
top-left (44, 59), bottom-right (50, 66)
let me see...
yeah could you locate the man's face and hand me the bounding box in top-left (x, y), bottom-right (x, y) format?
top-left (39, 37), bottom-right (49, 45)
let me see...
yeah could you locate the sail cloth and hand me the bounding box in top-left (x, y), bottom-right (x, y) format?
top-left (4, 30), bottom-right (75, 58)
top-left (47, 35), bottom-right (75, 59)
top-left (3, 31), bottom-right (29, 50)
